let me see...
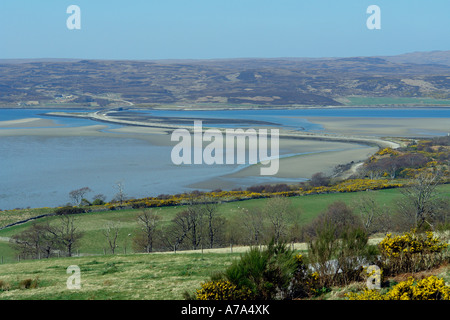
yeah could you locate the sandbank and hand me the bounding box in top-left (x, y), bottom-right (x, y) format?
top-left (301, 117), bottom-right (450, 137)
top-left (188, 144), bottom-right (378, 190)
top-left (0, 118), bottom-right (61, 128)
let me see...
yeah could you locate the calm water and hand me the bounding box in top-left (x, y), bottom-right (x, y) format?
top-left (117, 107), bottom-right (450, 130)
top-left (0, 135), bottom-right (243, 210)
top-left (0, 107), bottom-right (449, 210)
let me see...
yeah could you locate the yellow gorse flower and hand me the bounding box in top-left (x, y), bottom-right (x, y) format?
top-left (346, 276), bottom-right (450, 300)
top-left (196, 280), bottom-right (252, 300)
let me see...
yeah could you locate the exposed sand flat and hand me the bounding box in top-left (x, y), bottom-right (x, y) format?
top-left (0, 115), bottom-right (394, 192)
top-left (0, 118), bottom-right (61, 128)
top-left (0, 125), bottom-right (109, 137)
top-left (188, 144), bottom-right (378, 190)
top-left (2, 113), bottom-right (420, 194)
top-left (301, 117), bottom-right (450, 137)
top-left (229, 146), bottom-right (379, 179)
top-left (0, 124), bottom-right (178, 148)
top-left (108, 126), bottom-right (172, 136)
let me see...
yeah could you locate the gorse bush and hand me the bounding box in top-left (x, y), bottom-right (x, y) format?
top-left (378, 229), bottom-right (448, 275)
top-left (335, 228), bottom-right (378, 285)
top-left (288, 254), bottom-right (321, 299)
top-left (192, 241), bottom-right (299, 300)
top-left (346, 275), bottom-right (450, 300)
top-left (196, 280), bottom-right (252, 300)
top-left (306, 203), bottom-right (377, 287)
top-left (192, 242), bottom-right (332, 300)
top-left (224, 241), bottom-right (297, 300)
top-left (307, 225), bottom-right (377, 287)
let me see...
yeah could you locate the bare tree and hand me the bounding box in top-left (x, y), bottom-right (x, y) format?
top-left (10, 223), bottom-right (56, 259)
top-left (162, 210), bottom-right (192, 251)
top-left (113, 181), bottom-right (127, 205)
top-left (69, 187), bottom-right (92, 206)
top-left (162, 204), bottom-right (205, 251)
top-left (46, 214), bottom-right (84, 257)
top-left (397, 171), bottom-right (443, 229)
top-left (134, 209), bottom-right (161, 253)
top-left (11, 215), bottom-right (83, 259)
top-left (353, 190), bottom-right (392, 234)
top-left (263, 197), bottom-right (297, 243)
top-left (103, 221), bottom-right (121, 254)
top-left (200, 198), bottom-right (224, 249)
top-left (241, 207), bottom-right (266, 245)
top-left (92, 194), bottom-right (107, 205)
top-left (362, 160), bottom-right (384, 180)
top-left (184, 205), bottom-right (205, 250)
top-left (310, 172), bottom-right (331, 187)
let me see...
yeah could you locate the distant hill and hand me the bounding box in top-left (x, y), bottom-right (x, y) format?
top-left (382, 50), bottom-right (450, 66)
top-left (1, 51), bottom-right (450, 108)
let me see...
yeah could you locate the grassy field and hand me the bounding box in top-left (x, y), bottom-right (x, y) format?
top-left (0, 242), bottom-right (448, 301)
top-left (1, 185), bottom-right (449, 262)
top-left (0, 252), bottom-right (244, 300)
top-left (1, 185), bottom-right (449, 300)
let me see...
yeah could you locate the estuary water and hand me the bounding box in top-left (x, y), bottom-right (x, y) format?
top-left (0, 107), bottom-right (449, 210)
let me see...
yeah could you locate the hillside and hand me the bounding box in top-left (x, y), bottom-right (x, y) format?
top-left (1, 51), bottom-right (450, 108)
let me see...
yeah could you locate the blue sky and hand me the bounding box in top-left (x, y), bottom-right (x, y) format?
top-left (0, 0), bottom-right (449, 60)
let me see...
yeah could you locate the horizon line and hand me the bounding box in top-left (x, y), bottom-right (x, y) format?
top-left (1, 50), bottom-right (449, 63)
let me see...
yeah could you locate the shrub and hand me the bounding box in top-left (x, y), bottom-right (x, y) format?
top-left (196, 280), bottom-right (252, 300)
top-left (92, 199), bottom-right (105, 206)
top-left (309, 172), bottom-right (331, 188)
top-left (19, 278), bottom-right (39, 289)
top-left (199, 241), bottom-right (298, 300)
top-left (335, 228), bottom-right (378, 285)
top-left (346, 276), bottom-right (450, 300)
top-left (307, 223), bottom-right (376, 287)
top-left (378, 229), bottom-right (448, 275)
top-left (54, 206), bottom-right (85, 215)
top-left (288, 254), bottom-right (321, 299)
top-left (0, 280), bottom-right (11, 291)
top-left (101, 263), bottom-right (120, 275)
top-left (306, 220), bottom-right (338, 287)
top-left (226, 242), bottom-right (297, 299)
top-left (302, 201), bottom-right (363, 240)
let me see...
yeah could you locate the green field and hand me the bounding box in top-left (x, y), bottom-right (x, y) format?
top-left (0, 188), bottom-right (401, 259)
top-left (0, 252), bottom-right (244, 300)
top-left (1, 185), bottom-right (449, 261)
top-left (1, 184), bottom-right (450, 300)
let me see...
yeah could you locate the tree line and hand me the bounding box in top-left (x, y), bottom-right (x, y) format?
top-left (10, 171), bottom-right (449, 259)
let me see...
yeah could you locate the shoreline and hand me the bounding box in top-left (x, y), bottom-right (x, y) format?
top-left (2, 104), bottom-right (450, 111)
top-left (43, 110), bottom-right (402, 150)
top-left (0, 112), bottom-right (399, 198)
top-left (5, 108), bottom-right (446, 209)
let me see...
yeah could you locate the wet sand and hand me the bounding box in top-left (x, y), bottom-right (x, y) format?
top-left (188, 144), bottom-right (378, 190)
top-left (0, 118), bottom-right (61, 128)
top-left (1, 114), bottom-right (426, 193)
top-left (302, 117), bottom-right (450, 137)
